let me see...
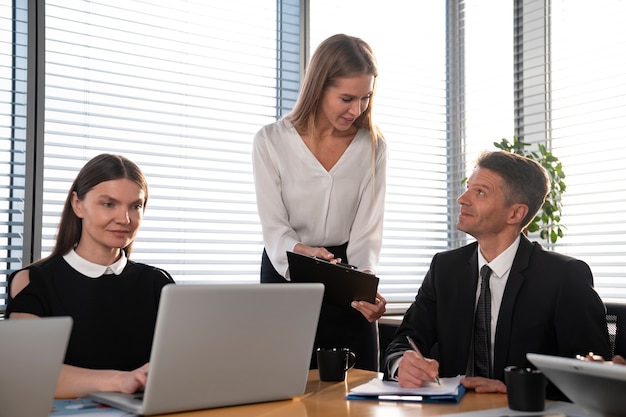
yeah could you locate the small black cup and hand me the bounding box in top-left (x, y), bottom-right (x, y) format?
top-left (504, 366), bottom-right (547, 411)
top-left (316, 347), bottom-right (356, 382)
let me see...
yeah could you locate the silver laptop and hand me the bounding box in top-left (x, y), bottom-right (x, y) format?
top-left (0, 316), bottom-right (73, 417)
top-left (89, 283), bottom-right (324, 415)
top-left (527, 352), bottom-right (626, 417)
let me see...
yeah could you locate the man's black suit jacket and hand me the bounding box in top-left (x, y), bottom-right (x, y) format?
top-left (383, 235), bottom-right (611, 399)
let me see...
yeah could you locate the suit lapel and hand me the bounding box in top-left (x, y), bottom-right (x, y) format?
top-left (458, 246), bottom-right (480, 373)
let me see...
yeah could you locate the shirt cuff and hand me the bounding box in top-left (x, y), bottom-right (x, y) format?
top-left (389, 357), bottom-right (401, 381)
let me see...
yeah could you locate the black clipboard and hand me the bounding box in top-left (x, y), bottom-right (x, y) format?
top-left (286, 251), bottom-right (379, 308)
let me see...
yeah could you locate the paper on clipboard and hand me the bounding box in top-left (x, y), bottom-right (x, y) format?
top-left (286, 251), bottom-right (379, 308)
top-left (346, 376), bottom-right (465, 403)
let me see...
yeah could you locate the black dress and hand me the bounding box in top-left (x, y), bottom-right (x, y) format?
top-left (7, 255), bottom-right (174, 370)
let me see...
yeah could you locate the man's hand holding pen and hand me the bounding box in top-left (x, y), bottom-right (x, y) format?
top-left (397, 338), bottom-right (440, 388)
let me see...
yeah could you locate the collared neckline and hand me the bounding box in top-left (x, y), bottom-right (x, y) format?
top-left (63, 249), bottom-right (128, 278)
top-left (477, 235), bottom-right (521, 279)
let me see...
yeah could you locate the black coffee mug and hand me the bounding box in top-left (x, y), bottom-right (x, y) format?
top-left (504, 366), bottom-right (547, 411)
top-left (316, 348), bottom-right (356, 382)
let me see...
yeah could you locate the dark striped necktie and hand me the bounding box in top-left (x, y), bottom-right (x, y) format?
top-left (474, 265), bottom-right (492, 378)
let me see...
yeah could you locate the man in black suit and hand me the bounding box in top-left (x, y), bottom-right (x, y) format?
top-left (383, 150), bottom-right (610, 399)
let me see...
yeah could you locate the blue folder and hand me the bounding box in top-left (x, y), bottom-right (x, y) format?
top-left (346, 384), bottom-right (466, 403)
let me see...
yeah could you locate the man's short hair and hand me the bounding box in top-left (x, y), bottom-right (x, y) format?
top-left (476, 151), bottom-right (550, 228)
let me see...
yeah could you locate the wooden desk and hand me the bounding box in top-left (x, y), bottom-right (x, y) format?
top-left (164, 369), bottom-right (510, 417)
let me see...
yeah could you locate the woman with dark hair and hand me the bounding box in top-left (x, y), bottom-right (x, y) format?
top-left (253, 34), bottom-right (387, 371)
top-left (7, 154), bottom-right (174, 398)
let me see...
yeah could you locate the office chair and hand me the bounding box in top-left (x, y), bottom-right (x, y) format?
top-left (605, 302), bottom-right (626, 358)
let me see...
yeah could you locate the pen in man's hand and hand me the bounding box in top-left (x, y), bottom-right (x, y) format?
top-left (406, 335), bottom-right (441, 385)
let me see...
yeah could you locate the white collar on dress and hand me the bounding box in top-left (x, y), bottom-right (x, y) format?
top-left (63, 249), bottom-right (128, 278)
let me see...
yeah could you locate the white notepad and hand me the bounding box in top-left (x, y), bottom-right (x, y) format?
top-left (347, 375), bottom-right (465, 403)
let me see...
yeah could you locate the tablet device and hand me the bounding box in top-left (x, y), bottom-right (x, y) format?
top-left (287, 251), bottom-right (379, 308)
top-left (527, 352), bottom-right (626, 417)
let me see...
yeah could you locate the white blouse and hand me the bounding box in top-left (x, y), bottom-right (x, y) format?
top-left (252, 118), bottom-right (387, 279)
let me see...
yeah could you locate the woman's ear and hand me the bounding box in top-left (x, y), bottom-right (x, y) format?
top-left (71, 191), bottom-right (83, 218)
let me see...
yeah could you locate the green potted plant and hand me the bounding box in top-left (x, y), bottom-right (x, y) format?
top-left (494, 137), bottom-right (566, 244)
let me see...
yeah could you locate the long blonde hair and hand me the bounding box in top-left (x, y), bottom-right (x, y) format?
top-left (288, 34), bottom-right (384, 149)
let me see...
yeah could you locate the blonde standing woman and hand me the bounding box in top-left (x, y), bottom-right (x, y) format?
top-left (253, 34), bottom-right (387, 371)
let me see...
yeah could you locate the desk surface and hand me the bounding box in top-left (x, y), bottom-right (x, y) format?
top-left (165, 369), bottom-right (510, 417)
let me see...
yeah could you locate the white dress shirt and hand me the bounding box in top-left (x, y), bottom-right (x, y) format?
top-left (476, 235), bottom-right (520, 368)
top-left (252, 118), bottom-right (387, 278)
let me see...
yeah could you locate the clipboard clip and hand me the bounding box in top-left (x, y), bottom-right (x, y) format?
top-left (335, 261), bottom-right (358, 270)
top-left (313, 256), bottom-right (358, 270)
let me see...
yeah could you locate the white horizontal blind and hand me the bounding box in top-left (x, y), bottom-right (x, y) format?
top-left (6, 0), bottom-right (620, 317)
top-left (448, 0), bottom-right (515, 253)
top-left (460, 0), bottom-right (514, 170)
top-left (42, 0), bottom-right (282, 283)
top-left (309, 1), bottom-right (448, 312)
top-left (0, 0), bottom-right (27, 312)
top-left (548, 0), bottom-right (626, 302)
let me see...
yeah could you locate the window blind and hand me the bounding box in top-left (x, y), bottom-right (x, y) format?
top-left (38, 0), bottom-right (450, 311)
top-left (459, 0), bottom-right (515, 179)
top-left (42, 0), bottom-right (283, 283)
top-left (0, 0), bottom-right (27, 312)
top-left (547, 0), bottom-right (626, 302)
top-left (4, 0), bottom-right (625, 317)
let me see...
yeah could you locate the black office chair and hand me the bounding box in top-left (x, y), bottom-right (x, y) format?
top-left (605, 302), bottom-right (626, 358)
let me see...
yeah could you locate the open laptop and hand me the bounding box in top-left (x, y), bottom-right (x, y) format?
top-left (0, 316), bottom-right (73, 417)
top-left (527, 352), bottom-right (626, 417)
top-left (287, 251), bottom-right (379, 308)
top-left (89, 283), bottom-right (324, 415)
